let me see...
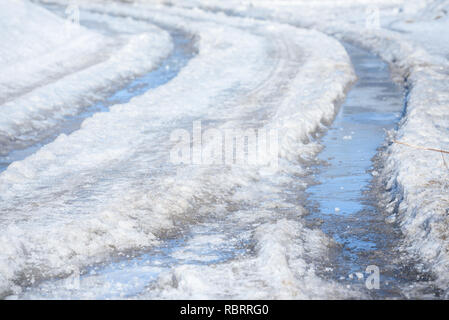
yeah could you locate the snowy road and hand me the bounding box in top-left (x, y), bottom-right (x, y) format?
top-left (1, 0), bottom-right (448, 299)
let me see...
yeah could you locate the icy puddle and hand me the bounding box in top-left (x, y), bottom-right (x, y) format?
top-left (306, 43), bottom-right (440, 298)
top-left (19, 220), bottom-right (251, 299)
top-left (0, 31), bottom-right (195, 174)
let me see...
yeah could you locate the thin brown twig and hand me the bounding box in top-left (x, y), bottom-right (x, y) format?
top-left (393, 140), bottom-right (449, 175)
top-left (440, 148), bottom-right (449, 172)
top-left (393, 140), bottom-right (449, 155)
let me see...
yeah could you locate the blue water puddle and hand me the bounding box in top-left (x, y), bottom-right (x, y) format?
top-left (306, 43), bottom-right (407, 296)
top-left (308, 43), bottom-right (402, 217)
top-left (0, 32), bottom-right (195, 174)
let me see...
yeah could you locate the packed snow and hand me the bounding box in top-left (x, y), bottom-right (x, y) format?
top-left (1, 0), bottom-right (448, 299)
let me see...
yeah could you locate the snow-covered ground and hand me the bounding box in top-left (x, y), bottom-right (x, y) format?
top-left (1, 0), bottom-right (357, 299)
top-left (1, 0), bottom-right (448, 299)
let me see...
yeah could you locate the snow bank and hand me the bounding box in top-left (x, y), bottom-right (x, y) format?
top-left (0, 0), bottom-right (106, 104)
top-left (0, 1), bottom-right (172, 155)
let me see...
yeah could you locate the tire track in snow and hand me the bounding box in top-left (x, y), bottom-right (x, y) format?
top-left (0, 4), bottom-right (290, 298)
top-left (0, 7), bottom-right (195, 173)
top-left (305, 43), bottom-right (441, 299)
top-left (12, 4), bottom-right (357, 299)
